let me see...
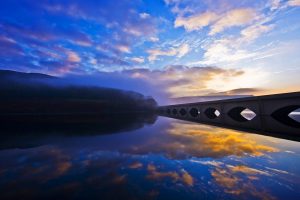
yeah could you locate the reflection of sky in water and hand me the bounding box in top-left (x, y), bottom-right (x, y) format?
top-left (0, 117), bottom-right (300, 199)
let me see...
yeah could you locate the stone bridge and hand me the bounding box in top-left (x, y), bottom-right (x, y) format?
top-left (158, 92), bottom-right (300, 141)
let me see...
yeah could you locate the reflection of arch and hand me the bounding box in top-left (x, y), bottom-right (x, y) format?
top-left (189, 108), bottom-right (199, 117)
top-left (179, 108), bottom-right (187, 116)
top-left (228, 107), bottom-right (256, 122)
top-left (204, 107), bottom-right (220, 119)
top-left (166, 108), bottom-right (171, 114)
top-left (271, 105), bottom-right (300, 128)
top-left (172, 108), bottom-right (178, 115)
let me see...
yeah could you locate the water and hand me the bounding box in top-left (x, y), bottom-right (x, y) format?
top-left (0, 115), bottom-right (300, 199)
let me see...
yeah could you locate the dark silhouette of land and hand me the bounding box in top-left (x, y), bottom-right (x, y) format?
top-left (0, 70), bottom-right (157, 115)
top-left (0, 70), bottom-right (159, 148)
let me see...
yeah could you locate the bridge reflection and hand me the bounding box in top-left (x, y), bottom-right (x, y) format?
top-left (158, 92), bottom-right (300, 141)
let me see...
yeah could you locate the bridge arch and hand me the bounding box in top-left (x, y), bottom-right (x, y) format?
top-left (179, 108), bottom-right (187, 116)
top-left (228, 107), bottom-right (256, 122)
top-left (204, 107), bottom-right (220, 119)
top-left (166, 108), bottom-right (171, 114)
top-left (172, 108), bottom-right (178, 115)
top-left (271, 105), bottom-right (300, 128)
top-left (189, 107), bottom-right (199, 117)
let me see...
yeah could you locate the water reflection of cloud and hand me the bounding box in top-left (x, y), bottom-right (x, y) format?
top-left (146, 164), bottom-right (194, 186)
top-left (210, 164), bottom-right (276, 200)
top-left (0, 147), bottom-right (137, 199)
top-left (0, 140), bottom-right (298, 199)
top-left (127, 122), bottom-right (278, 159)
top-left (191, 158), bottom-right (300, 199)
top-left (12, 147), bottom-right (72, 182)
top-left (228, 165), bottom-right (271, 176)
top-left (128, 161), bottom-right (143, 169)
top-left (1, 119), bottom-right (299, 199)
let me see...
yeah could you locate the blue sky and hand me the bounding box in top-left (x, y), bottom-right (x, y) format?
top-left (0, 0), bottom-right (300, 101)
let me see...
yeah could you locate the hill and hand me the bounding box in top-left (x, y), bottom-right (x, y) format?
top-left (0, 70), bottom-right (157, 114)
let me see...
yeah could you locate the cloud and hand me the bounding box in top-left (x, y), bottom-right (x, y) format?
top-left (0, 39), bottom-right (133, 75)
top-left (0, 21), bottom-right (93, 46)
top-left (0, 35), bottom-right (24, 56)
top-left (196, 21), bottom-right (273, 65)
top-left (0, 26), bottom-right (267, 101)
top-left (96, 43), bottom-right (132, 56)
top-left (40, 65), bottom-right (249, 102)
top-left (0, 0), bottom-right (297, 98)
top-left (209, 8), bottom-right (257, 35)
top-left (66, 50), bottom-right (81, 63)
top-left (122, 65), bottom-right (247, 98)
top-left (130, 57), bottom-right (145, 64)
top-left (287, 0), bottom-right (300, 6)
top-left (115, 44), bottom-right (131, 53)
top-left (175, 11), bottom-right (218, 31)
top-left (9, 41), bottom-right (134, 74)
top-left (147, 48), bottom-right (177, 61)
top-left (174, 7), bottom-right (257, 35)
top-left (169, 1), bottom-right (280, 72)
top-left (241, 24), bottom-right (274, 41)
top-left (189, 9), bottom-right (274, 66)
top-left (139, 12), bottom-right (150, 19)
top-left (0, 35), bottom-right (16, 44)
top-left (0, 21), bottom-right (99, 73)
top-left (177, 44), bottom-right (190, 57)
top-left (208, 88), bottom-right (264, 95)
top-left (92, 53), bottom-right (132, 68)
top-left (41, 0), bottom-right (157, 40)
top-left (197, 38), bottom-right (257, 65)
top-left (164, 0), bottom-right (179, 5)
top-left (149, 37), bottom-right (159, 42)
top-left (269, 0), bottom-right (282, 10)
top-left (0, 0), bottom-right (158, 74)
top-left (147, 44), bottom-right (190, 61)
top-left (38, 46), bottom-right (85, 74)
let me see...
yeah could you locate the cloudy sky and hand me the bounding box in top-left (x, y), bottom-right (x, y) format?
top-left (0, 0), bottom-right (300, 102)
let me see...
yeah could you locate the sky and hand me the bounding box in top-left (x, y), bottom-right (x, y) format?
top-left (0, 0), bottom-right (300, 103)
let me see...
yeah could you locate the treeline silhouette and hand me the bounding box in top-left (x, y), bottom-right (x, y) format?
top-left (0, 70), bottom-right (157, 114)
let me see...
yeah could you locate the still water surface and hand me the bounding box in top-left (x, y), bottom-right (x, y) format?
top-left (0, 115), bottom-right (300, 199)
